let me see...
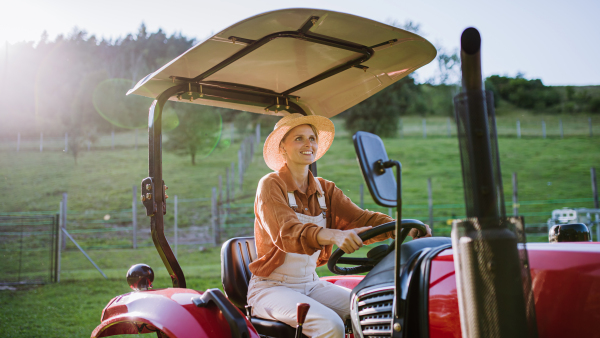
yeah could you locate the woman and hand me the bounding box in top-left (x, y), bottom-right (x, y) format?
top-left (247, 113), bottom-right (431, 338)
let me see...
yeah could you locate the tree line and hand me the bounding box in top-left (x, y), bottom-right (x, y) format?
top-left (1, 25), bottom-right (598, 163)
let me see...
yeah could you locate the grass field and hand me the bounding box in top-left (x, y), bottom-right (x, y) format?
top-left (1, 114), bottom-right (599, 337)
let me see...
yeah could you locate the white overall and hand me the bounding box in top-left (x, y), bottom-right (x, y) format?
top-left (247, 179), bottom-right (350, 338)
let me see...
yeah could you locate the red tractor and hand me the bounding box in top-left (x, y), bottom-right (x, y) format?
top-left (92, 9), bottom-right (600, 338)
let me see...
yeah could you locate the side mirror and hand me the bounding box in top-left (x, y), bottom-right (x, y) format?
top-left (353, 131), bottom-right (399, 208)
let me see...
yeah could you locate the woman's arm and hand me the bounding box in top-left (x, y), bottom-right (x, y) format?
top-left (322, 179), bottom-right (432, 242)
top-left (316, 226), bottom-right (372, 254)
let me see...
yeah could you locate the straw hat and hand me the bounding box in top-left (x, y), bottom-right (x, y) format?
top-left (263, 113), bottom-right (335, 171)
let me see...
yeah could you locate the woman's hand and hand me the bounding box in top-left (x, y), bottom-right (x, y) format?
top-left (317, 226), bottom-right (372, 254)
top-left (409, 223), bottom-right (432, 239)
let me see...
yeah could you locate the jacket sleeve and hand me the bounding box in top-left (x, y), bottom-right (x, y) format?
top-left (323, 179), bottom-right (395, 245)
top-left (255, 176), bottom-right (324, 255)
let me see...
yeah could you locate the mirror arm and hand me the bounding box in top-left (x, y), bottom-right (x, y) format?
top-left (387, 160), bottom-right (405, 337)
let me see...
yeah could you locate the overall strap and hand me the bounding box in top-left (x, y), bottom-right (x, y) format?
top-left (313, 177), bottom-right (327, 211)
top-left (287, 178), bottom-right (327, 218)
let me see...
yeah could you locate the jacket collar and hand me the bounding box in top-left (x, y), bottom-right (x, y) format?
top-left (278, 165), bottom-right (323, 196)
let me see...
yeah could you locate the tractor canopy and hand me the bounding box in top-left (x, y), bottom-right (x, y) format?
top-left (127, 8), bottom-right (436, 117)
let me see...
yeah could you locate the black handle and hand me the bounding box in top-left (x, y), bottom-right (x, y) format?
top-left (193, 288), bottom-right (250, 338)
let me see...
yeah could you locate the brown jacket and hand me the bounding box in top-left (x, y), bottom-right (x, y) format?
top-left (249, 166), bottom-right (394, 277)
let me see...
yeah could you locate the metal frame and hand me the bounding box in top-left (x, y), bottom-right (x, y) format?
top-left (168, 15), bottom-right (389, 115)
top-left (143, 15), bottom-right (395, 287)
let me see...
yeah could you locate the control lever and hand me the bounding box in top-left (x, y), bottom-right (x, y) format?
top-left (295, 303), bottom-right (310, 338)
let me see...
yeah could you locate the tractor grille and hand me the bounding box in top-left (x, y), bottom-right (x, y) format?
top-left (353, 288), bottom-right (393, 338)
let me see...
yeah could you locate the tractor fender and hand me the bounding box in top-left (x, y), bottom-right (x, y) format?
top-left (92, 288), bottom-right (259, 338)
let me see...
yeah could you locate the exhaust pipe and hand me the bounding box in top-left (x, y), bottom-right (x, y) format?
top-left (452, 27), bottom-right (537, 338)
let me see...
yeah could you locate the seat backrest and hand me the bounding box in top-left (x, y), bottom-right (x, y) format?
top-left (221, 237), bottom-right (257, 309)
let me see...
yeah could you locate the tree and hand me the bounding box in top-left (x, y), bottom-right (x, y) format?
top-left (163, 103), bottom-right (224, 165)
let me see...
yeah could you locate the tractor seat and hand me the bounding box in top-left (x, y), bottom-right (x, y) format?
top-left (221, 237), bottom-right (306, 338)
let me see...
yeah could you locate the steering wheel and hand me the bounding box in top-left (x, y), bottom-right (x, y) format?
top-left (327, 219), bottom-right (428, 275)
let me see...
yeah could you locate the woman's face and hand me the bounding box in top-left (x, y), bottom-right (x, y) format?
top-left (279, 124), bottom-right (319, 168)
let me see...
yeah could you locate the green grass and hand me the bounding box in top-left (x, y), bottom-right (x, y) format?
top-left (1, 115), bottom-right (599, 337)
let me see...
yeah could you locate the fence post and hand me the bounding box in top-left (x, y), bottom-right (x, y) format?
top-left (40, 133), bottom-right (43, 152)
top-left (516, 120), bottom-right (521, 139)
top-left (512, 172), bottom-right (518, 216)
top-left (132, 185), bottom-right (137, 249)
top-left (174, 195), bottom-right (178, 258)
top-left (16, 132), bottom-right (20, 152)
top-left (231, 162), bottom-right (235, 198)
top-left (211, 187), bottom-right (220, 246)
top-left (592, 167), bottom-right (599, 209)
top-left (359, 184), bottom-right (364, 209)
top-left (559, 119), bottom-right (563, 139)
top-left (422, 119), bottom-right (427, 139)
top-left (589, 117), bottom-right (593, 138)
top-left (542, 120), bottom-right (546, 139)
top-left (64, 133), bottom-right (68, 152)
top-left (238, 150), bottom-right (243, 191)
top-left (57, 202), bottom-right (62, 282)
top-left (256, 123), bottom-right (261, 144)
top-left (447, 118), bottom-right (452, 137)
top-left (427, 178), bottom-right (433, 229)
top-left (61, 193), bottom-right (67, 250)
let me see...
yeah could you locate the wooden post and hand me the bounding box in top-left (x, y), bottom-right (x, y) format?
top-left (256, 123), bottom-right (261, 144)
top-left (512, 172), bottom-right (518, 216)
top-left (589, 117), bottom-right (593, 138)
top-left (174, 195), bottom-right (178, 258)
top-left (57, 201), bottom-right (62, 282)
top-left (211, 187), bottom-right (220, 245)
top-left (132, 185), bottom-right (137, 249)
top-left (559, 119), bottom-right (564, 139)
top-left (230, 162), bottom-right (235, 198)
top-left (226, 167), bottom-right (230, 203)
top-left (64, 133), bottom-right (68, 152)
top-left (238, 150), bottom-right (243, 191)
top-left (447, 117), bottom-right (452, 137)
top-left (592, 167), bottom-right (599, 209)
top-left (422, 119), bottom-right (427, 139)
top-left (428, 178), bottom-right (433, 228)
top-left (542, 120), bottom-right (546, 139)
top-left (516, 120), bottom-right (521, 139)
top-left (61, 193), bottom-right (67, 250)
top-left (40, 133), bottom-right (43, 152)
top-left (16, 132), bottom-right (20, 152)
top-left (359, 184), bottom-right (364, 209)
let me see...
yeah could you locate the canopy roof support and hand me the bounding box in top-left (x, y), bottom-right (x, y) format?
top-left (169, 15), bottom-right (386, 114)
top-left (148, 84), bottom-right (190, 288)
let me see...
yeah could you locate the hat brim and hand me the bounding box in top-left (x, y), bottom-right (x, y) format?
top-left (263, 115), bottom-right (335, 171)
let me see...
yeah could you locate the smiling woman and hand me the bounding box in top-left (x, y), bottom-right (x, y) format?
top-left (248, 113), bottom-right (431, 337)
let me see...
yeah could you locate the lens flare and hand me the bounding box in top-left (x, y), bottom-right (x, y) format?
top-left (92, 78), bottom-right (154, 129)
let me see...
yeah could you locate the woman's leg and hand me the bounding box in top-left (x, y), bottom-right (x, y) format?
top-left (249, 284), bottom-right (345, 338)
top-left (306, 281), bottom-right (352, 320)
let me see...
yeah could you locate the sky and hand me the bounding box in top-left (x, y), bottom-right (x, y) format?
top-left (1, 0), bottom-right (598, 86)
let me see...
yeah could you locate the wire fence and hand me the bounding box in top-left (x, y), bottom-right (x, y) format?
top-left (1, 116), bottom-right (597, 153)
top-left (397, 116), bottom-right (597, 138)
top-left (0, 215), bottom-right (59, 285)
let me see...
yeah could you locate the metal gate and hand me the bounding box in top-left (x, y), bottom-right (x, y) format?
top-left (0, 215), bottom-right (59, 285)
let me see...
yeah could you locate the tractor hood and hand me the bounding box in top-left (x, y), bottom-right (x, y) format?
top-left (127, 8), bottom-right (436, 117)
